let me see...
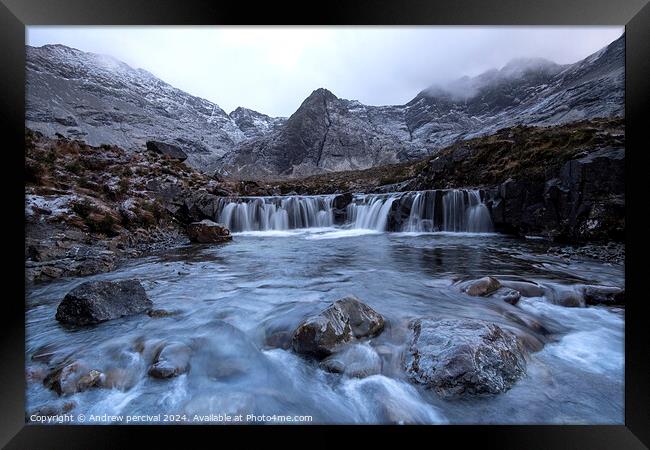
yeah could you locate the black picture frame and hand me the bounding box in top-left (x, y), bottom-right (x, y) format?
top-left (1, 0), bottom-right (648, 447)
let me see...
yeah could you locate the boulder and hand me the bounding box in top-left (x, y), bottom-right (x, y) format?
top-left (582, 285), bottom-right (625, 306)
top-left (292, 296), bottom-right (385, 358)
top-left (321, 343), bottom-right (382, 378)
top-left (148, 342), bottom-right (192, 379)
top-left (43, 361), bottom-right (105, 395)
top-left (404, 318), bottom-right (527, 397)
top-left (55, 279), bottom-right (152, 325)
top-left (146, 140), bottom-right (188, 162)
top-left (186, 219), bottom-right (232, 244)
top-left (464, 277), bottom-right (501, 297)
top-left (499, 280), bottom-right (545, 298)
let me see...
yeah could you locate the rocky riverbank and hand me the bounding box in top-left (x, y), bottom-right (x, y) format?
top-left (25, 130), bottom-right (236, 282)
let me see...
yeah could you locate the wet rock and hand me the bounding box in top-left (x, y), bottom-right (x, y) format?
top-left (186, 219), bottom-right (232, 244)
top-left (333, 192), bottom-right (353, 210)
top-left (146, 140), bottom-right (188, 162)
top-left (464, 277), bottom-right (501, 297)
top-left (29, 401), bottom-right (76, 418)
top-left (77, 370), bottom-right (104, 391)
top-left (148, 342), bottom-right (192, 379)
top-left (332, 193), bottom-right (353, 225)
top-left (55, 279), bottom-right (152, 325)
top-left (321, 343), bottom-right (382, 378)
top-left (292, 304), bottom-right (354, 358)
top-left (264, 330), bottom-right (293, 350)
top-left (43, 361), bottom-right (104, 395)
top-left (582, 285), bottom-right (625, 306)
top-left (404, 318), bottom-right (527, 397)
top-left (549, 288), bottom-right (585, 307)
top-left (335, 296), bottom-right (385, 338)
top-left (490, 287), bottom-right (521, 305)
top-left (292, 296), bottom-right (385, 358)
top-left (147, 308), bottom-right (179, 318)
top-left (499, 280), bottom-right (545, 298)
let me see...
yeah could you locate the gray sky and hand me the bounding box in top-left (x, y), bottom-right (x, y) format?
top-left (27, 26), bottom-right (623, 117)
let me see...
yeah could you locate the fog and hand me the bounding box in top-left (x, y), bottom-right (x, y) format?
top-left (27, 26), bottom-right (623, 117)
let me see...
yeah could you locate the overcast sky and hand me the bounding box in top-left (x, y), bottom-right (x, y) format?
top-left (27, 26), bottom-right (623, 117)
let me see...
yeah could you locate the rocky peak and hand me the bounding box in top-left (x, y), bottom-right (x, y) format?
top-left (229, 107), bottom-right (286, 138)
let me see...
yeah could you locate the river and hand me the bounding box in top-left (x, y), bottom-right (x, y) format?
top-left (25, 227), bottom-right (624, 424)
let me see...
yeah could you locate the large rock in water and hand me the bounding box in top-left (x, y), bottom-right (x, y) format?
top-left (404, 318), bottom-right (527, 397)
top-left (292, 295), bottom-right (385, 358)
top-left (146, 140), bottom-right (188, 162)
top-left (464, 277), bottom-right (501, 297)
top-left (55, 279), bottom-right (152, 325)
top-left (186, 219), bottom-right (232, 243)
top-left (43, 361), bottom-right (104, 395)
top-left (148, 342), bottom-right (192, 379)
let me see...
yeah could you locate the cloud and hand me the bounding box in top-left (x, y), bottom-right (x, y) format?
top-left (26, 26), bottom-right (623, 117)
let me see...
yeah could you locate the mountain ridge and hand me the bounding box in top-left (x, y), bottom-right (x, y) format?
top-left (25, 34), bottom-right (624, 178)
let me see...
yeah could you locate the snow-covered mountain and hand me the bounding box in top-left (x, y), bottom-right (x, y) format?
top-left (25, 44), bottom-right (279, 169)
top-left (26, 34), bottom-right (624, 178)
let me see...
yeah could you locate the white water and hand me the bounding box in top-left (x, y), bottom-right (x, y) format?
top-left (25, 233), bottom-right (624, 424)
top-left (216, 190), bottom-right (493, 233)
top-left (218, 196), bottom-right (334, 232)
top-left (347, 195), bottom-right (397, 231)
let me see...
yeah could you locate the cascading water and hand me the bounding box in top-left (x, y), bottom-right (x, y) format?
top-left (442, 189), bottom-right (493, 233)
top-left (214, 190), bottom-right (493, 233)
top-left (347, 195), bottom-right (397, 231)
top-left (217, 196), bottom-right (335, 232)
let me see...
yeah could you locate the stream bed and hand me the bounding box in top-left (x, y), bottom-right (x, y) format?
top-left (25, 229), bottom-right (624, 424)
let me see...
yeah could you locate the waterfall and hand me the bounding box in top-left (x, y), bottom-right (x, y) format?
top-left (347, 195), bottom-right (397, 231)
top-left (217, 195), bottom-right (335, 232)
top-left (213, 189), bottom-right (493, 233)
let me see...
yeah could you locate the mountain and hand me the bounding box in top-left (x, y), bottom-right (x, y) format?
top-left (219, 34), bottom-right (623, 178)
top-left (219, 88), bottom-right (417, 178)
top-left (25, 44), bottom-right (280, 169)
top-left (229, 107), bottom-right (287, 139)
top-left (26, 34), bottom-right (624, 178)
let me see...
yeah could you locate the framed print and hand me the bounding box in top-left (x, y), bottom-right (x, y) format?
top-left (1, 0), bottom-right (648, 447)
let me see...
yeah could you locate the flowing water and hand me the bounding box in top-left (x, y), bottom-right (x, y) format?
top-left (216, 190), bottom-right (493, 233)
top-left (25, 194), bottom-right (624, 425)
